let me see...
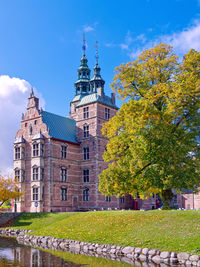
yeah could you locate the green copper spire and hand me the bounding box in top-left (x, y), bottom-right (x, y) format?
top-left (90, 41), bottom-right (105, 93)
top-left (74, 34), bottom-right (91, 95)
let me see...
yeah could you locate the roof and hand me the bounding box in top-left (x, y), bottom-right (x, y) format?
top-left (74, 93), bottom-right (118, 109)
top-left (41, 111), bottom-right (78, 143)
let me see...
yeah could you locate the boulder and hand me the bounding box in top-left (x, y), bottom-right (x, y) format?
top-left (160, 251), bottom-right (170, 259)
top-left (152, 255), bottom-right (161, 264)
top-left (178, 252), bottom-right (190, 261)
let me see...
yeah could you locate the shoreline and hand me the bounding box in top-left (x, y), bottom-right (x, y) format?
top-left (0, 228), bottom-right (199, 266)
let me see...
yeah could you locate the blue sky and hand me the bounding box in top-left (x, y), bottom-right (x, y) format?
top-left (0, 0), bottom-right (200, 173)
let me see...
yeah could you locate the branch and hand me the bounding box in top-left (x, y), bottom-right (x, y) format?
top-left (135, 160), bottom-right (155, 176)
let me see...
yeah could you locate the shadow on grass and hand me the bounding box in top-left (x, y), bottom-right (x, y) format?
top-left (10, 212), bottom-right (53, 227)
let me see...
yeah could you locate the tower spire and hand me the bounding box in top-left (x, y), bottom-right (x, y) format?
top-left (82, 33), bottom-right (86, 56)
top-left (90, 42), bottom-right (105, 93)
top-left (95, 41), bottom-right (99, 65)
top-left (74, 34), bottom-right (91, 95)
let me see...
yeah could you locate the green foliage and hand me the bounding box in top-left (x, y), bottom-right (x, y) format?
top-left (99, 43), bottom-right (200, 200)
top-left (7, 210), bottom-right (200, 254)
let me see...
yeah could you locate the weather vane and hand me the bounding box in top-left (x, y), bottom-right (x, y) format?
top-left (95, 41), bottom-right (99, 64)
top-left (82, 33), bottom-right (86, 56)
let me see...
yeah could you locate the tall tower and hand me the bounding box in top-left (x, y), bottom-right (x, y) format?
top-left (74, 34), bottom-right (91, 95)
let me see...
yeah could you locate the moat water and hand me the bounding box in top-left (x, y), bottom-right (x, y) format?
top-left (0, 237), bottom-right (134, 266)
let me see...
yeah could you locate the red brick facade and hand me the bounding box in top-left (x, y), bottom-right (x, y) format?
top-left (13, 55), bottom-right (160, 212)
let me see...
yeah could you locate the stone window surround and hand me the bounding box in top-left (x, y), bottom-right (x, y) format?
top-left (32, 186), bottom-right (39, 201)
top-left (14, 145), bottom-right (25, 160)
top-left (32, 141), bottom-right (44, 157)
top-left (14, 168), bottom-right (25, 183)
top-left (32, 166), bottom-right (44, 181)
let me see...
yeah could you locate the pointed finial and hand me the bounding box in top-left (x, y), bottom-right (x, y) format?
top-left (30, 87), bottom-right (34, 97)
top-left (82, 33), bottom-right (86, 56)
top-left (95, 41), bottom-right (99, 65)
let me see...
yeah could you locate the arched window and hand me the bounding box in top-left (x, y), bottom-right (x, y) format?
top-left (83, 188), bottom-right (89, 202)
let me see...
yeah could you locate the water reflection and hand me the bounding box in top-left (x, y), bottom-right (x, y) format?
top-left (0, 237), bottom-right (133, 267)
top-left (0, 237), bottom-right (83, 267)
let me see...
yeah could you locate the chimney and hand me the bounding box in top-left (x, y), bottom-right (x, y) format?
top-left (111, 93), bottom-right (115, 105)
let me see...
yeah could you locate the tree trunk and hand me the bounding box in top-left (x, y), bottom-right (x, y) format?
top-left (161, 189), bottom-right (174, 209)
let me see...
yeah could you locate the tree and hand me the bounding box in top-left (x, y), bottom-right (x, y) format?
top-left (99, 43), bottom-right (200, 208)
top-left (0, 174), bottom-right (23, 207)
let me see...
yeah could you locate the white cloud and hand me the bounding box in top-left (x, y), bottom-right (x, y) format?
top-left (83, 25), bottom-right (95, 33)
top-left (135, 34), bottom-right (146, 44)
top-left (162, 21), bottom-right (200, 53)
top-left (128, 20), bottom-right (200, 59)
top-left (120, 44), bottom-right (129, 50)
top-left (0, 75), bottom-right (44, 176)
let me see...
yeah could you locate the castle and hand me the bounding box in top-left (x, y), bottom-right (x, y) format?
top-left (14, 42), bottom-right (200, 212)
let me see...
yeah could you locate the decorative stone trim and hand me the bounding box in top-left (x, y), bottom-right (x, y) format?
top-left (0, 229), bottom-right (200, 266)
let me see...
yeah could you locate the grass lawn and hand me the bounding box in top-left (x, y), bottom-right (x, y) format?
top-left (7, 210), bottom-right (200, 254)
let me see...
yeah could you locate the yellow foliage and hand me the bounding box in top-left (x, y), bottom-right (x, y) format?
top-left (0, 174), bottom-right (23, 207)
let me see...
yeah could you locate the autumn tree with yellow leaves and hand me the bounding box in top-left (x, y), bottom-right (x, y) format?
top-left (99, 43), bottom-right (200, 208)
top-left (0, 174), bottom-right (23, 207)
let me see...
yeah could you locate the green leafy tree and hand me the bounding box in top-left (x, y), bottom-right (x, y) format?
top-left (99, 43), bottom-right (200, 208)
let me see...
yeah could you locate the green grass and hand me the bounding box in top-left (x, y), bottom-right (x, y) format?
top-left (7, 210), bottom-right (200, 254)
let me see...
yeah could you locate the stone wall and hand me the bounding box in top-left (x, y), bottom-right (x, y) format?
top-left (1, 229), bottom-right (200, 266)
